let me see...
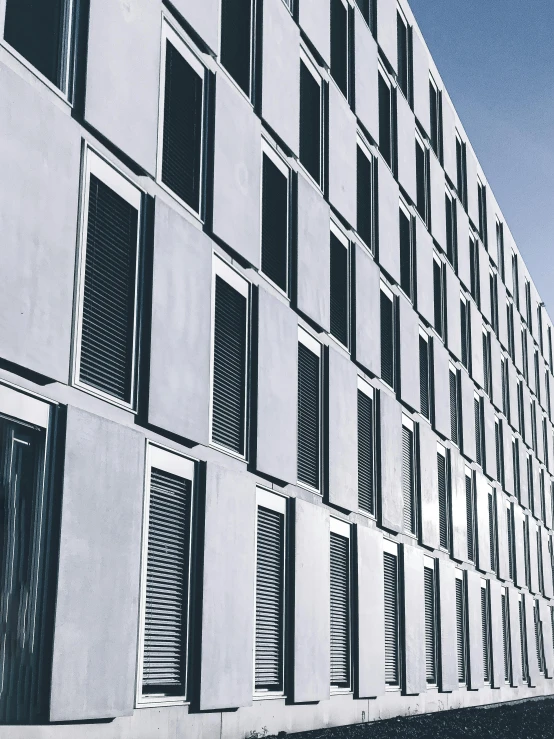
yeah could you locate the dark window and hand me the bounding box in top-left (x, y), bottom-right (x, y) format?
top-left (379, 73), bottom-right (393, 168)
top-left (495, 420), bottom-right (503, 486)
top-left (450, 369), bottom-right (458, 445)
top-left (445, 193), bottom-right (457, 270)
top-left (455, 134), bottom-right (467, 207)
top-left (535, 351), bottom-right (541, 403)
top-left (419, 335), bottom-right (430, 420)
top-left (546, 371), bottom-right (551, 421)
top-left (357, 145), bottom-right (374, 249)
top-left (433, 259), bottom-right (444, 337)
top-left (461, 299), bottom-right (470, 370)
top-left (512, 252), bottom-right (520, 310)
top-left (330, 532), bottom-right (351, 689)
top-left (538, 306), bottom-right (544, 354)
top-left (424, 565), bottom-right (437, 684)
top-left (502, 358), bottom-right (510, 421)
top-left (330, 232), bottom-right (350, 347)
top-left (502, 592), bottom-right (511, 684)
top-left (330, 0), bottom-right (348, 98)
top-left (358, 389), bottom-right (375, 515)
top-left (488, 489), bottom-right (497, 575)
top-left (220, 0), bottom-right (252, 96)
top-left (483, 331), bottom-right (492, 399)
top-left (525, 281), bottom-right (533, 331)
top-left (466, 473), bottom-right (475, 562)
top-left (396, 11), bottom-right (410, 100)
top-left (527, 456), bottom-right (534, 517)
top-left (477, 181), bottom-right (487, 247)
top-left (534, 601), bottom-right (545, 675)
top-left (549, 326), bottom-right (553, 368)
top-left (380, 289), bottom-right (395, 388)
top-left (517, 381), bottom-right (525, 438)
top-left (415, 140), bottom-right (429, 224)
top-left (507, 303), bottom-right (515, 361)
top-left (212, 275), bottom-right (248, 454)
top-left (297, 340), bottom-right (321, 489)
top-left (490, 272), bottom-right (499, 338)
top-left (438, 451), bottom-right (449, 549)
top-left (429, 79), bottom-right (441, 158)
top-left (456, 576), bottom-right (467, 684)
top-left (355, 0), bottom-right (376, 35)
top-left (507, 506), bottom-right (515, 581)
top-left (474, 396), bottom-right (483, 467)
top-left (522, 329), bottom-right (529, 383)
top-left (384, 551), bottom-right (400, 686)
top-left (399, 208), bottom-right (413, 299)
top-left (261, 152), bottom-right (289, 293)
top-left (513, 438), bottom-right (520, 502)
top-left (524, 516), bottom-right (531, 589)
top-left (469, 238), bottom-right (480, 306)
top-left (300, 60), bottom-right (322, 186)
top-left (496, 221), bottom-right (505, 281)
top-left (402, 424), bottom-right (416, 535)
top-left (79, 173), bottom-right (139, 403)
top-left (481, 584), bottom-right (491, 683)
top-left (161, 41), bottom-right (204, 213)
top-left (538, 530), bottom-right (544, 595)
top-left (519, 599), bottom-right (529, 682)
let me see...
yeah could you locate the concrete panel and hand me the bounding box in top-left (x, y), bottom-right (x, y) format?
top-left (460, 369), bottom-right (476, 463)
top-left (85, 0), bottom-right (160, 173)
top-left (497, 280), bottom-right (509, 351)
top-left (149, 200), bottom-right (212, 445)
top-left (256, 287), bottom-right (298, 483)
top-left (525, 593), bottom-right (539, 687)
top-left (430, 152), bottom-right (446, 251)
top-left (356, 524), bottom-right (385, 697)
top-left (377, 0), bottom-right (397, 71)
top-left (419, 421), bottom-right (440, 551)
top-left (412, 30), bottom-right (430, 134)
top-left (354, 9), bottom-right (379, 142)
top-left (213, 72), bottom-right (261, 267)
top-left (496, 491), bottom-right (510, 582)
top-left (402, 546), bottom-right (426, 695)
top-left (508, 588), bottom-right (523, 687)
top-left (200, 465), bottom-right (256, 710)
top-left (479, 243), bottom-right (491, 324)
top-left (483, 398), bottom-right (496, 480)
top-left (513, 505), bottom-right (526, 589)
top-left (438, 560), bottom-right (458, 692)
top-left (529, 517), bottom-right (540, 595)
top-left (297, 172), bottom-right (331, 331)
top-left (456, 204), bottom-right (471, 292)
top-left (172, 0), bottom-right (220, 52)
top-left (451, 448), bottom-right (468, 563)
top-left (475, 470), bottom-right (491, 574)
top-left (416, 217), bottom-right (435, 327)
top-left (471, 301), bottom-right (484, 389)
top-left (399, 294), bottom-right (420, 411)
top-left (466, 147), bottom-right (479, 229)
top-left (541, 527), bottom-right (553, 599)
top-left (467, 569), bottom-right (484, 690)
top-left (293, 498), bottom-right (330, 702)
top-left (502, 422), bottom-right (514, 497)
top-left (378, 161), bottom-right (400, 285)
top-left (262, 0), bottom-right (300, 154)
top-left (0, 64), bottom-right (80, 382)
top-left (50, 408), bottom-right (144, 721)
top-left (379, 391), bottom-right (403, 533)
top-left (489, 579), bottom-right (504, 688)
top-left (442, 96), bottom-right (457, 186)
top-left (433, 339), bottom-right (450, 440)
top-left (329, 84), bottom-right (357, 227)
top-left (490, 335), bottom-right (503, 414)
top-left (328, 347), bottom-right (358, 512)
top-left (540, 600), bottom-right (554, 678)
top-left (396, 93), bottom-right (417, 204)
top-left (446, 265), bottom-right (461, 360)
top-left (298, 0), bottom-right (330, 66)
top-left (354, 244), bottom-right (381, 377)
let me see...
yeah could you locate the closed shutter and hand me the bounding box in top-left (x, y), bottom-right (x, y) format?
top-left (483, 333), bottom-right (490, 395)
top-left (402, 425), bottom-right (415, 534)
top-left (481, 585), bottom-right (490, 682)
top-left (161, 41), bottom-right (203, 213)
top-left (466, 473), bottom-right (474, 562)
top-left (399, 209), bottom-right (412, 299)
top-left (378, 74), bottom-right (392, 167)
top-left (433, 259), bottom-right (443, 336)
top-left (488, 492), bottom-right (497, 574)
top-left (449, 370), bottom-right (458, 443)
top-left (297, 342), bottom-right (320, 488)
top-left (474, 397), bottom-right (482, 465)
top-left (143, 469), bottom-right (191, 694)
top-left (330, 233), bottom-right (349, 347)
top-left (501, 593), bottom-right (510, 682)
top-left (300, 61), bottom-right (321, 185)
top-left (380, 291), bottom-right (394, 388)
top-left (357, 390), bottom-right (374, 515)
top-left (212, 276), bottom-right (248, 455)
top-left (460, 300), bottom-right (468, 369)
top-left (455, 577), bottom-right (466, 683)
top-left (438, 452), bottom-right (448, 549)
top-left (520, 600), bottom-right (528, 681)
top-left (424, 566), bottom-right (436, 684)
top-left (551, 607), bottom-right (554, 662)
top-left (261, 153), bottom-right (288, 293)
top-left (255, 507), bottom-right (285, 691)
top-left (79, 175), bottom-right (138, 403)
top-left (534, 602), bottom-right (544, 674)
top-left (384, 552), bottom-right (399, 685)
top-left (357, 146), bottom-right (373, 248)
top-left (330, 532), bottom-right (350, 688)
top-left (220, 0), bottom-right (252, 96)
top-left (495, 422), bottom-right (502, 483)
top-left (419, 336), bottom-right (429, 419)
top-left (330, 0), bottom-right (348, 97)
top-left (507, 509), bottom-right (514, 580)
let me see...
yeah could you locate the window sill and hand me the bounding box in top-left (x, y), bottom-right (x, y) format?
top-left (209, 439), bottom-right (248, 464)
top-left (0, 40), bottom-right (72, 108)
top-left (297, 161), bottom-right (323, 197)
top-left (72, 377), bottom-right (137, 415)
top-left (330, 688), bottom-right (353, 696)
top-left (155, 177), bottom-right (205, 228)
top-left (258, 269), bottom-right (291, 303)
top-left (253, 693), bottom-right (286, 702)
top-left (136, 697), bottom-right (189, 709)
top-left (296, 480), bottom-right (322, 496)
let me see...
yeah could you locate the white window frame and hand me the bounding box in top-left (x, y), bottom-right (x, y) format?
top-left (396, 4), bottom-right (410, 101)
top-left (357, 377), bottom-right (376, 518)
top-left (423, 555), bottom-right (438, 687)
top-left (402, 414), bottom-right (417, 538)
top-left (136, 443), bottom-right (196, 707)
top-left (383, 538), bottom-right (400, 691)
top-left (297, 326), bottom-right (323, 493)
top-left (330, 219), bottom-right (351, 350)
top-left (209, 255), bottom-right (250, 460)
top-left (449, 362), bottom-right (458, 445)
top-left (356, 133), bottom-right (376, 253)
top-left (330, 516), bottom-right (352, 693)
top-left (428, 74), bottom-right (441, 158)
top-left (378, 63), bottom-right (395, 173)
top-left (299, 47), bottom-right (325, 191)
top-left (415, 132), bottom-right (429, 227)
top-left (437, 442), bottom-right (450, 550)
top-left (455, 568), bottom-right (467, 686)
top-left (399, 199), bottom-right (414, 302)
top-left (380, 280), bottom-right (396, 390)
top-left (71, 145), bottom-right (142, 411)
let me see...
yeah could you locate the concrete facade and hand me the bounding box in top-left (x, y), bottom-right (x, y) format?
top-left (0, 0), bottom-right (552, 737)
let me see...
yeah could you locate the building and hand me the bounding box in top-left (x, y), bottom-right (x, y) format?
top-left (0, 0), bottom-right (552, 736)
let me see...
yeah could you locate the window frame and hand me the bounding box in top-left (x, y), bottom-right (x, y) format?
top-left (402, 414), bottom-right (417, 538)
top-left (423, 555), bottom-right (438, 687)
top-left (481, 578), bottom-right (492, 685)
top-left (329, 219), bottom-right (352, 350)
top-left (415, 133), bottom-right (430, 227)
top-left (455, 568), bottom-right (468, 686)
top-left (330, 0), bottom-right (351, 101)
top-left (460, 294), bottom-right (471, 372)
top-left (329, 516), bottom-right (352, 693)
top-left (445, 189), bottom-right (458, 271)
top-left (297, 326), bottom-right (323, 494)
top-left (378, 64), bottom-right (396, 172)
top-left (356, 134), bottom-right (377, 254)
top-left (449, 363), bottom-right (459, 446)
top-left (501, 586), bottom-right (512, 685)
top-left (380, 280), bottom-right (396, 391)
top-left (357, 377), bottom-right (377, 519)
top-left (299, 47), bottom-right (325, 191)
top-left (398, 199), bottom-right (415, 302)
top-left (219, 0), bottom-right (256, 100)
top-left (437, 442), bottom-right (451, 551)
top-left (383, 538), bottom-right (401, 691)
top-left (433, 253), bottom-right (445, 339)
top-left (477, 178), bottom-right (487, 248)
top-left (429, 75), bottom-right (442, 161)
top-left (396, 5), bottom-right (411, 103)
top-left (455, 131), bottom-right (467, 208)
top-left (419, 328), bottom-right (431, 421)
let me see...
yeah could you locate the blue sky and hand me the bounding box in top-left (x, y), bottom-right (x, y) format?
top-left (407, 0), bottom-right (554, 315)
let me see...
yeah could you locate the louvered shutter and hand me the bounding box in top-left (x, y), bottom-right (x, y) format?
top-left (300, 61), bottom-right (321, 185)
top-left (143, 469), bottom-right (191, 695)
top-left (79, 175), bottom-right (138, 403)
top-left (384, 552), bottom-right (399, 685)
top-left (330, 233), bottom-right (349, 346)
top-left (501, 593), bottom-right (510, 683)
top-left (449, 370), bottom-right (458, 443)
top-left (255, 507), bottom-right (285, 691)
top-left (551, 607), bottom-right (554, 662)
top-left (212, 276), bottom-right (248, 454)
top-left (357, 390), bottom-right (374, 515)
top-left (438, 452), bottom-right (448, 549)
top-left (161, 41), bottom-right (203, 213)
top-left (519, 600), bottom-right (528, 681)
top-left (455, 578), bottom-right (466, 683)
top-left (483, 332), bottom-right (490, 395)
top-left (507, 509), bottom-right (514, 580)
top-left (357, 146), bottom-right (373, 248)
top-left (495, 423), bottom-right (501, 483)
top-left (481, 586), bottom-right (490, 682)
top-left (402, 426), bottom-right (415, 534)
top-left (474, 397), bottom-right (482, 465)
top-left (460, 300), bottom-right (468, 369)
top-left (466, 474), bottom-right (474, 562)
top-left (297, 342), bottom-right (320, 488)
top-left (220, 0), bottom-right (252, 95)
top-left (433, 260), bottom-right (443, 336)
top-left (534, 602), bottom-right (544, 674)
top-left (261, 153), bottom-right (288, 293)
top-left (488, 493), bottom-right (496, 574)
top-left (330, 532), bottom-right (350, 688)
top-left (380, 290), bottom-right (394, 387)
top-left (424, 567), bottom-right (436, 683)
top-left (419, 336), bottom-right (429, 419)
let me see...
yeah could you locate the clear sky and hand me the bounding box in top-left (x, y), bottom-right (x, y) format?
top-left (407, 0), bottom-right (554, 316)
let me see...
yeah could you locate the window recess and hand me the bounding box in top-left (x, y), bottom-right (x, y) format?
top-left (261, 143), bottom-right (290, 294)
top-left (399, 202), bottom-right (414, 301)
top-left (356, 137), bottom-right (375, 252)
top-left (330, 0), bottom-right (349, 99)
top-left (330, 518), bottom-right (351, 691)
top-left (299, 51), bottom-right (324, 188)
top-left (357, 379), bottom-right (375, 516)
top-left (455, 571), bottom-right (467, 685)
top-left (419, 331), bottom-right (431, 421)
top-left (501, 589), bottom-right (511, 684)
top-left (445, 191), bottom-right (457, 270)
top-left (329, 223), bottom-right (350, 349)
top-left (378, 69), bottom-right (395, 170)
top-left (402, 416), bottom-right (416, 536)
top-left (220, 0), bottom-right (254, 97)
top-left (466, 469), bottom-right (475, 563)
top-left (433, 255), bottom-right (445, 339)
top-left (429, 76), bottom-right (442, 160)
top-left (438, 444), bottom-right (450, 550)
top-left (396, 7), bottom-right (411, 102)
top-left (424, 558), bottom-right (437, 685)
top-left (297, 328), bottom-right (322, 491)
top-left (384, 541), bottom-right (400, 689)
top-left (481, 580), bottom-right (491, 684)
top-left (380, 283), bottom-right (396, 390)
top-left (415, 136), bottom-right (430, 227)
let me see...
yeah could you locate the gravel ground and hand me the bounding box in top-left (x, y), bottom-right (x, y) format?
top-left (266, 696), bottom-right (554, 739)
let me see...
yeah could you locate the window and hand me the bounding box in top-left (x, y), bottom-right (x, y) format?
top-left (449, 365), bottom-right (459, 445)
top-left (330, 223), bottom-right (350, 348)
top-left (507, 503), bottom-right (515, 581)
top-left (517, 380), bottom-right (525, 439)
top-left (538, 528), bottom-right (544, 596)
top-left (330, 0), bottom-right (349, 98)
top-left (297, 329), bottom-right (322, 491)
top-left (282, 0), bottom-right (294, 12)
top-left (519, 596), bottom-right (529, 683)
top-left (495, 417), bottom-right (504, 486)
top-left (4, 0), bottom-right (76, 95)
top-left (380, 283), bottom-right (395, 389)
top-left (527, 455), bottom-right (534, 517)
top-left (384, 542), bottom-right (400, 688)
top-left (159, 25), bottom-right (205, 216)
top-left (261, 144), bottom-right (290, 293)
top-left (549, 326), bottom-right (553, 368)
top-left (355, 0), bottom-right (376, 35)
top-left (438, 444), bottom-right (450, 550)
top-left (211, 258), bottom-right (249, 456)
top-left (445, 192), bottom-right (457, 270)
top-left (299, 53), bottom-right (324, 187)
top-left (433, 255), bottom-right (445, 338)
top-left (531, 400), bottom-right (537, 454)
top-left (538, 305), bottom-right (544, 355)
top-left (535, 350), bottom-right (541, 403)
top-left (466, 469), bottom-right (475, 563)
top-left (399, 203), bottom-right (414, 300)
top-left (415, 136), bottom-right (430, 226)
top-left (74, 149), bottom-right (141, 406)
top-left (477, 179), bottom-right (487, 247)
top-left (525, 280), bottom-right (533, 332)
top-left (522, 328), bottom-right (529, 384)
top-left (456, 572), bottom-right (467, 684)
top-left (501, 589), bottom-right (511, 685)
top-left (481, 580), bottom-right (491, 683)
top-left (455, 132), bottom-right (467, 208)
top-left (512, 252), bottom-right (520, 310)
top-left (474, 394), bottom-right (484, 467)
top-left (496, 221), bottom-right (505, 282)
top-left (460, 296), bottom-right (471, 371)
top-left (501, 357), bottom-right (510, 421)
top-left (424, 559), bottom-right (437, 685)
top-left (138, 447), bottom-right (194, 703)
top-left (419, 331), bottom-right (431, 420)
top-left (534, 600), bottom-right (545, 675)
top-left (524, 515), bottom-right (531, 590)
top-left (330, 519), bottom-right (351, 690)
top-left (402, 416), bottom-right (416, 536)
top-left (396, 8), bottom-right (411, 101)
top-left (469, 236), bottom-right (480, 306)
top-left (356, 139), bottom-right (375, 251)
top-left (490, 271), bottom-right (499, 338)
top-left (429, 77), bottom-right (441, 159)
top-left (483, 329), bottom-right (492, 400)
top-left (488, 487), bottom-right (497, 575)
top-left (540, 468), bottom-right (546, 525)
top-left (546, 372), bottom-right (552, 421)
top-left (513, 436), bottom-right (520, 502)
top-left (379, 71), bottom-right (394, 169)
top-left (220, 0), bottom-right (253, 96)
top-left (358, 380), bottom-right (375, 516)
top-left (543, 419), bottom-right (549, 471)
top-left (507, 302), bottom-right (515, 361)
top-left (551, 537), bottom-right (554, 594)
top-left (255, 490), bottom-right (286, 694)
